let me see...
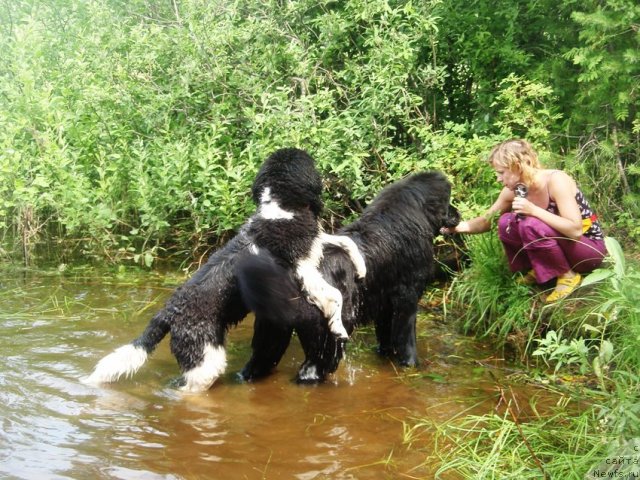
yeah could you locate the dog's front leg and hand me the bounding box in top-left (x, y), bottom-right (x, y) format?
top-left (392, 307), bottom-right (419, 367)
top-left (297, 262), bottom-right (348, 339)
top-left (240, 315), bottom-right (293, 381)
top-left (295, 314), bottom-right (345, 384)
top-left (296, 236), bottom-right (349, 339)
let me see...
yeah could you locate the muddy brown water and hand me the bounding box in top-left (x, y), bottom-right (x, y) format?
top-left (0, 266), bottom-right (556, 479)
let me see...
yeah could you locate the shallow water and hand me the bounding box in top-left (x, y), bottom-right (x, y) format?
top-left (0, 265), bottom-right (552, 479)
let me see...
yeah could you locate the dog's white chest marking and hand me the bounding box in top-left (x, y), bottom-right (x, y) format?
top-left (258, 187), bottom-right (294, 220)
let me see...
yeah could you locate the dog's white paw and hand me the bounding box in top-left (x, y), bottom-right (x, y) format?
top-left (328, 312), bottom-right (349, 339)
top-left (331, 326), bottom-right (349, 340)
top-left (321, 233), bottom-right (367, 279)
top-left (180, 344), bottom-right (227, 393)
top-left (353, 254), bottom-right (367, 280)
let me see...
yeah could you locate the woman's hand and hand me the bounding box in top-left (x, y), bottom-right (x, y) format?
top-left (511, 197), bottom-right (535, 216)
top-left (440, 220), bottom-right (470, 235)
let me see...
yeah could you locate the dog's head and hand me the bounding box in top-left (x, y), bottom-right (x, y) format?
top-left (361, 171), bottom-right (460, 234)
top-left (252, 148), bottom-right (323, 217)
top-left (425, 173), bottom-right (460, 230)
top-left (442, 202), bottom-right (461, 229)
top-left (398, 171), bottom-right (460, 230)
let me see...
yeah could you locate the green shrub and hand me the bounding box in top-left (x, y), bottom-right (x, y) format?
top-left (0, 0), bottom-right (637, 263)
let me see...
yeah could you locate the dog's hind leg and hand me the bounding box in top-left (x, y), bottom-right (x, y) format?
top-left (179, 343), bottom-right (227, 392)
top-left (170, 318), bottom-right (228, 392)
top-left (391, 305), bottom-right (419, 367)
top-left (374, 303), bottom-right (395, 358)
top-left (240, 315), bottom-right (293, 381)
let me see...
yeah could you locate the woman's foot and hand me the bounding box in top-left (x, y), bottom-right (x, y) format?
top-left (545, 272), bottom-right (582, 303)
top-left (515, 269), bottom-right (537, 286)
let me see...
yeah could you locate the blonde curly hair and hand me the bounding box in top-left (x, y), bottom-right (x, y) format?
top-left (488, 139), bottom-right (541, 186)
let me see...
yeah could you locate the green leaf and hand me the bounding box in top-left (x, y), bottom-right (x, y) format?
top-left (422, 373), bottom-right (447, 383)
top-left (598, 340), bottom-right (614, 364)
top-left (582, 268), bottom-right (615, 287)
top-left (604, 236), bottom-right (626, 278)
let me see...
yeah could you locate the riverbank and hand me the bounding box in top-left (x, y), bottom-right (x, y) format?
top-left (405, 235), bottom-right (640, 478)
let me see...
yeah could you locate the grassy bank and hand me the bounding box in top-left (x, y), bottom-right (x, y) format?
top-left (405, 236), bottom-right (640, 478)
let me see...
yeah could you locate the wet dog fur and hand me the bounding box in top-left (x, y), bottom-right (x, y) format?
top-left (85, 147), bottom-right (363, 392)
top-left (236, 171), bottom-right (460, 383)
top-left (85, 150), bottom-right (459, 391)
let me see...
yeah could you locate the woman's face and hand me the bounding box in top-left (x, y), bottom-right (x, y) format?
top-left (492, 161), bottom-right (521, 190)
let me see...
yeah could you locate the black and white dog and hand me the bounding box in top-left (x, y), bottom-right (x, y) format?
top-left (247, 150), bottom-right (365, 339)
top-left (84, 148), bottom-right (364, 392)
top-left (236, 171), bottom-right (460, 383)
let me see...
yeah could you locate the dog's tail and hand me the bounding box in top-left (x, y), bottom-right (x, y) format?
top-left (83, 311), bottom-right (170, 385)
top-left (235, 253), bottom-right (302, 327)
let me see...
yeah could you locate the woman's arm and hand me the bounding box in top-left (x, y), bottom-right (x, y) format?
top-left (443, 187), bottom-right (514, 234)
top-left (511, 171), bottom-right (583, 239)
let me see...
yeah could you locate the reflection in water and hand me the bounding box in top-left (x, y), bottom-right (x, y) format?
top-left (0, 267), bottom-right (551, 479)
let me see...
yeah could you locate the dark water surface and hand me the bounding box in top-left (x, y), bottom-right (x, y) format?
top-left (0, 265), bottom-right (550, 479)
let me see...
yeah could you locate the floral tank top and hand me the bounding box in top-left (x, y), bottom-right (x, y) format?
top-left (546, 185), bottom-right (604, 240)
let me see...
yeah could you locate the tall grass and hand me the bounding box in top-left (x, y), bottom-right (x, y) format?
top-left (417, 406), bottom-right (610, 479)
top-left (412, 236), bottom-right (640, 478)
top-left (448, 233), bottom-right (538, 345)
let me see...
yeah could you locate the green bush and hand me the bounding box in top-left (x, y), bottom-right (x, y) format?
top-left (0, 0), bottom-right (637, 264)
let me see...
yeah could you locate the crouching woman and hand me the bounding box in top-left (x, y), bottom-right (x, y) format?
top-left (442, 139), bottom-right (607, 303)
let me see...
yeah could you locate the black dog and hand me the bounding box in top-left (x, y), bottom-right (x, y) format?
top-left (85, 147), bottom-right (364, 392)
top-left (237, 171), bottom-right (460, 383)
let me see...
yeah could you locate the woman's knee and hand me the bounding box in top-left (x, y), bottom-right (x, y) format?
top-left (517, 217), bottom-right (557, 243)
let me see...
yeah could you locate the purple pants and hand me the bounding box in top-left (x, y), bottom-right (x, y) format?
top-left (497, 213), bottom-right (607, 284)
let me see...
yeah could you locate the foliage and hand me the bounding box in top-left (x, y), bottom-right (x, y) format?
top-left (410, 405), bottom-right (612, 479)
top-left (564, 1), bottom-right (640, 125)
top-left (532, 329), bottom-right (613, 380)
top-left (491, 74), bottom-right (561, 146)
top-left (579, 237), bottom-right (640, 372)
top-left (0, 0), bottom-right (638, 263)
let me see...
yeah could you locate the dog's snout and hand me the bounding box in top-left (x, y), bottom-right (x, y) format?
top-left (442, 204), bottom-right (461, 228)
